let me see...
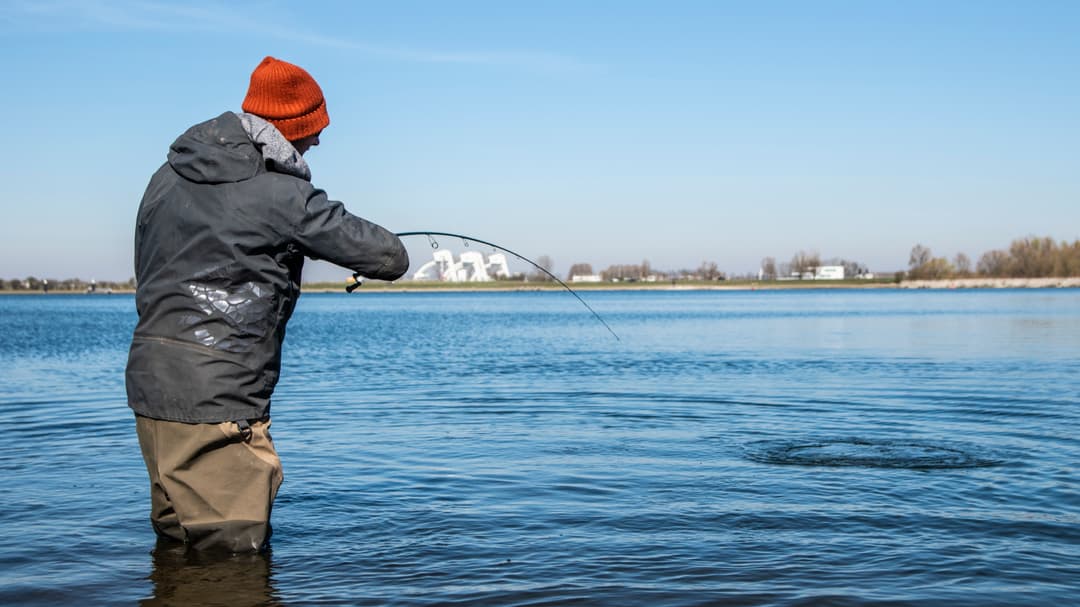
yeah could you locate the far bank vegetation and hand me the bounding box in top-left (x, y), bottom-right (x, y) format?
top-left (565, 260), bottom-right (726, 283)
top-left (906, 236), bottom-right (1080, 280)
top-left (0, 277), bottom-right (135, 293)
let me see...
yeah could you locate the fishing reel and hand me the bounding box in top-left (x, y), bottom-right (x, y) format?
top-left (345, 273), bottom-right (364, 293)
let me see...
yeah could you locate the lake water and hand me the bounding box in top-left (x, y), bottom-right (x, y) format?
top-left (0, 289), bottom-right (1077, 606)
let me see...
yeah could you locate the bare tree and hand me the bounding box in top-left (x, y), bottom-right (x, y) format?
top-left (790, 250), bottom-right (820, 278)
top-left (976, 250), bottom-right (1009, 277)
top-left (698, 261), bottom-right (723, 280)
top-left (1058, 240), bottom-right (1080, 276)
top-left (601, 262), bottom-right (654, 282)
top-left (909, 244), bottom-right (932, 270)
top-left (842, 260), bottom-right (867, 278)
top-left (566, 263), bottom-right (594, 280)
top-left (908, 245), bottom-right (954, 280)
top-left (530, 255), bottom-right (555, 281)
top-left (922, 258), bottom-right (954, 279)
top-left (601, 264), bottom-right (636, 281)
top-left (954, 253), bottom-right (971, 276)
top-left (1009, 236), bottom-right (1057, 278)
top-left (761, 257), bottom-right (777, 280)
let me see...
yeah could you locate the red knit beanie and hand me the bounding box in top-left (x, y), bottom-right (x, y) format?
top-left (242, 56), bottom-right (330, 142)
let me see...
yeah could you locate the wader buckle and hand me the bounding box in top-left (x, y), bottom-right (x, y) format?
top-left (235, 419), bottom-right (253, 442)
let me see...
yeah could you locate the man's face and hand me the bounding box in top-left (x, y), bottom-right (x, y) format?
top-left (293, 131), bottom-right (321, 156)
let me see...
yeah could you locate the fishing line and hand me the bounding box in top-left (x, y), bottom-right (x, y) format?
top-left (346, 231), bottom-right (620, 341)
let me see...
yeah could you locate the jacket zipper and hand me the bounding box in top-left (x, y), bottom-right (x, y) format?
top-left (132, 335), bottom-right (239, 360)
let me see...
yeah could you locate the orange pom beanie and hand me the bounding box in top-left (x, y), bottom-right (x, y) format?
top-left (242, 56), bottom-right (330, 142)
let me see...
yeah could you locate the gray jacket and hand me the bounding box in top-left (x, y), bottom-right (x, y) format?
top-left (126, 112), bottom-right (408, 423)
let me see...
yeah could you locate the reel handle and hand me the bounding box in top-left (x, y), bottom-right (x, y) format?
top-left (345, 274), bottom-right (364, 293)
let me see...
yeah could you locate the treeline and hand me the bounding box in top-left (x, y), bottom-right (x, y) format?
top-left (0, 277), bottom-right (136, 292)
top-left (908, 236), bottom-right (1080, 280)
top-left (759, 252), bottom-right (870, 280)
top-left (565, 260), bottom-right (726, 282)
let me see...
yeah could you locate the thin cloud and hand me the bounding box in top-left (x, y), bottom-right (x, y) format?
top-left (2, 0), bottom-right (221, 32)
top-left (1, 0), bottom-right (593, 72)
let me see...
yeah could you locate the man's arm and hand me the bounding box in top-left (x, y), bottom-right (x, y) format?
top-left (292, 188), bottom-right (409, 281)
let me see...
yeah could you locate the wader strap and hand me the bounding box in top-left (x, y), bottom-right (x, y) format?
top-left (235, 419), bottom-right (253, 442)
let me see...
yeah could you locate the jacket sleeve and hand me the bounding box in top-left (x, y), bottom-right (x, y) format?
top-left (292, 187), bottom-right (410, 280)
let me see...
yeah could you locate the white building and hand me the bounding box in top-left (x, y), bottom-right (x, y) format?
top-left (813, 265), bottom-right (844, 280)
top-left (411, 250), bottom-right (511, 282)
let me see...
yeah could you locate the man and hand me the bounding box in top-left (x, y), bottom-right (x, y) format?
top-left (126, 56), bottom-right (408, 552)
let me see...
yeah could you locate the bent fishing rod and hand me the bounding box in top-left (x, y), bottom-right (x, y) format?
top-left (346, 231), bottom-right (620, 341)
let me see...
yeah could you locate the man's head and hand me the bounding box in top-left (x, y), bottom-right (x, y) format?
top-left (242, 56), bottom-right (329, 154)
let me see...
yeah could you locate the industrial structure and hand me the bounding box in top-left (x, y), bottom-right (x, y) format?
top-left (411, 250), bottom-right (512, 282)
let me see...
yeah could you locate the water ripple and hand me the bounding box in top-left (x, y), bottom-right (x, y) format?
top-left (743, 437), bottom-right (1004, 469)
top-left (1, 291), bottom-right (1079, 606)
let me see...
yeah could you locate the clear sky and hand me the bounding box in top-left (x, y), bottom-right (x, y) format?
top-left (1, 0), bottom-right (1077, 281)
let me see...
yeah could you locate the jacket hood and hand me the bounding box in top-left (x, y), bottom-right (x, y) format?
top-left (236, 113), bottom-right (312, 181)
top-left (168, 112), bottom-right (262, 184)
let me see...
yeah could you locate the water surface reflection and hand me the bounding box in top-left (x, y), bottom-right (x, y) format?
top-left (142, 541), bottom-right (281, 607)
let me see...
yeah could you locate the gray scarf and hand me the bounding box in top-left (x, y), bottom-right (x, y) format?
top-left (236, 112), bottom-right (312, 181)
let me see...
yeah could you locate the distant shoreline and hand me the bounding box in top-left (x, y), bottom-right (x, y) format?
top-left (3, 277), bottom-right (1078, 295)
top-left (311, 276), bottom-right (1080, 292)
top-left (895, 277), bottom-right (1080, 289)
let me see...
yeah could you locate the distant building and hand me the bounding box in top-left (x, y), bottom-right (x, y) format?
top-left (813, 265), bottom-right (844, 280)
top-left (570, 274), bottom-right (603, 283)
top-left (780, 265), bottom-right (846, 280)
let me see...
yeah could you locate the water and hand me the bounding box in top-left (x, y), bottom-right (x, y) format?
top-left (0, 289), bottom-right (1078, 606)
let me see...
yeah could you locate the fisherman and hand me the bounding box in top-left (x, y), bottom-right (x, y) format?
top-left (126, 56), bottom-right (409, 552)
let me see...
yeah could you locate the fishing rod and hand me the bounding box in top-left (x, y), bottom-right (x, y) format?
top-left (346, 231), bottom-right (620, 341)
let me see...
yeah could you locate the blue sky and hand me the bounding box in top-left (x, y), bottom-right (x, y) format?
top-left (1, 0), bottom-right (1077, 281)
